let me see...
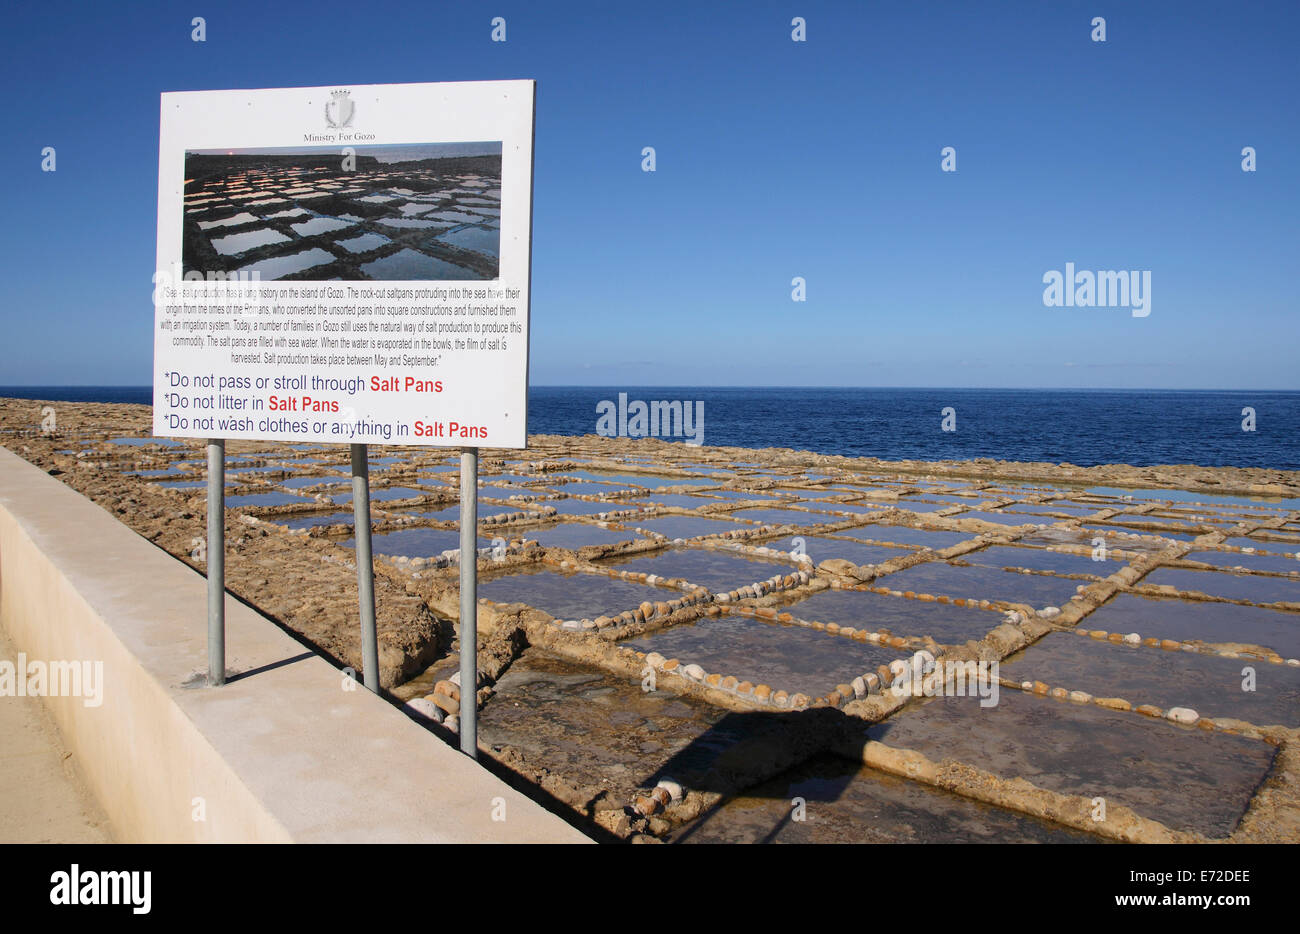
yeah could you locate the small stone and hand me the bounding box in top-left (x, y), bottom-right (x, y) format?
top-left (655, 779), bottom-right (683, 802)
top-left (1123, 632), bottom-right (1141, 644)
top-left (735, 680), bottom-right (753, 695)
top-left (682, 664), bottom-right (705, 681)
top-left (633, 795), bottom-right (661, 817)
top-left (851, 676), bottom-right (867, 698)
top-left (1049, 687), bottom-right (1068, 700)
top-left (705, 673), bottom-right (722, 687)
top-left (406, 697), bottom-right (443, 722)
top-left (790, 693), bottom-right (811, 708)
top-left (1159, 639), bottom-right (1182, 651)
top-left (1068, 690), bottom-right (1092, 704)
top-left (1032, 681), bottom-right (1049, 695)
top-left (1135, 704), bottom-right (1164, 718)
top-left (662, 658), bottom-right (680, 672)
top-left (772, 690), bottom-right (790, 707)
top-left (721, 675), bottom-right (738, 691)
top-left (1167, 706), bottom-right (1198, 724)
top-left (1037, 606), bottom-right (1061, 619)
top-left (645, 652), bottom-right (665, 668)
top-left (1094, 697), bottom-right (1131, 712)
top-left (753, 684), bottom-right (772, 701)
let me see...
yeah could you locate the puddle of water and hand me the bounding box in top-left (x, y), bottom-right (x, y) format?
top-left (402, 503), bottom-right (522, 523)
top-left (807, 502), bottom-right (889, 516)
top-left (520, 522), bottom-right (647, 549)
top-left (892, 499), bottom-right (953, 514)
top-left (778, 588), bottom-right (1003, 644)
top-left (340, 527), bottom-right (479, 557)
top-left (336, 232), bottom-right (392, 254)
top-left (868, 688), bottom-right (1276, 838)
top-left (435, 225), bottom-right (500, 257)
top-left (625, 614), bottom-right (904, 697)
top-left (211, 227), bottom-right (292, 255)
top-left (703, 488), bottom-right (781, 501)
top-left (673, 752), bottom-right (1100, 844)
top-left (236, 248), bottom-right (335, 279)
top-left (226, 491), bottom-right (314, 508)
top-left (197, 212), bottom-right (258, 229)
top-left (949, 510), bottom-right (1029, 526)
top-left (966, 544), bottom-right (1119, 576)
top-left (553, 481), bottom-right (640, 495)
top-left (837, 524), bottom-right (971, 550)
top-left (635, 516), bottom-right (754, 539)
top-left (763, 535), bottom-right (907, 567)
top-left (1001, 502), bottom-right (1100, 517)
top-left (1003, 633), bottom-right (1300, 727)
top-left (1142, 567), bottom-right (1299, 604)
top-left (479, 566), bottom-right (668, 619)
top-left (1081, 524), bottom-right (1197, 543)
top-left (546, 499), bottom-right (628, 516)
top-left (289, 216), bottom-right (354, 237)
top-left (360, 248), bottom-right (477, 279)
top-left (879, 562), bottom-right (1086, 607)
top-left (153, 480), bottom-right (206, 489)
top-left (563, 471), bottom-right (703, 489)
top-left (279, 476), bottom-right (348, 489)
top-left (1186, 550), bottom-right (1300, 574)
top-left (428, 211), bottom-right (483, 224)
top-left (332, 486), bottom-right (428, 505)
top-left (376, 217), bottom-right (452, 229)
top-left (597, 547), bottom-right (793, 592)
top-left (1086, 487), bottom-right (1300, 508)
top-left (107, 438), bottom-right (186, 448)
top-left (729, 508), bottom-right (828, 527)
top-left (1088, 593), bottom-right (1300, 658)
top-left (633, 493), bottom-right (732, 509)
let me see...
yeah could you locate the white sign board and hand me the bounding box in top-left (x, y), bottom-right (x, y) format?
top-left (154, 80), bottom-right (534, 448)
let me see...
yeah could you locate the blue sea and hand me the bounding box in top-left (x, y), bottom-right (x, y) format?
top-left (3, 386), bottom-right (1297, 470)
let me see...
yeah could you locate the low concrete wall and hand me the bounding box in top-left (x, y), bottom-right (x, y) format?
top-left (0, 447), bottom-right (588, 843)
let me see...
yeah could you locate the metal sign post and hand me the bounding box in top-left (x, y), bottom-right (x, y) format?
top-left (351, 444), bottom-right (380, 693)
top-left (458, 447), bottom-right (479, 758)
top-left (206, 438), bottom-right (225, 686)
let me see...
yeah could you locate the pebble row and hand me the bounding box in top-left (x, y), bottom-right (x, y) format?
top-left (1008, 676), bottom-right (1284, 742)
top-left (388, 539), bottom-right (538, 570)
top-left (629, 646), bottom-right (832, 710)
top-left (551, 590), bottom-right (713, 632)
top-left (713, 568), bottom-right (813, 605)
top-left (1067, 625), bottom-right (1299, 666)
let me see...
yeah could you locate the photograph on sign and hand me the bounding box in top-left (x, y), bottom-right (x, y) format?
top-left (182, 142), bottom-right (502, 281)
top-left (154, 80), bottom-right (533, 448)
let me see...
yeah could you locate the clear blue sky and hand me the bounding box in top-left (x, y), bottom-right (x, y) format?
top-left (2, 0), bottom-right (1296, 389)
